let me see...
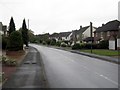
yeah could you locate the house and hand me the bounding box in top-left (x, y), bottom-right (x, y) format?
top-left (71, 25), bottom-right (96, 45)
top-left (49, 31), bottom-right (72, 41)
top-left (0, 22), bottom-right (7, 36)
top-left (2, 25), bottom-right (7, 37)
top-left (118, 2), bottom-right (120, 50)
top-left (58, 32), bottom-right (72, 41)
top-left (0, 22), bottom-right (3, 35)
top-left (49, 33), bottom-right (59, 41)
top-left (94, 20), bottom-right (120, 50)
top-left (117, 26), bottom-right (120, 50)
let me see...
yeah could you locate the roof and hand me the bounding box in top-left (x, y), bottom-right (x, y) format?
top-left (59, 31), bottom-right (72, 37)
top-left (50, 33), bottom-right (59, 38)
top-left (95, 20), bottom-right (120, 33)
top-left (73, 26), bottom-right (89, 35)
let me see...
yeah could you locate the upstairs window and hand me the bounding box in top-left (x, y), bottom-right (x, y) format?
top-left (107, 31), bottom-right (110, 36)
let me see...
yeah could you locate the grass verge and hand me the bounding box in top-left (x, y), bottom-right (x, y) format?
top-left (80, 49), bottom-right (119, 56)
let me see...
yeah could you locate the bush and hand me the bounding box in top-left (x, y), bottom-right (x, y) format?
top-left (56, 41), bottom-right (61, 47)
top-left (72, 43), bottom-right (81, 50)
top-left (61, 42), bottom-right (67, 47)
top-left (2, 36), bottom-right (8, 50)
top-left (50, 39), bottom-right (56, 45)
top-left (1, 56), bottom-right (17, 66)
top-left (7, 31), bottom-right (23, 51)
top-left (99, 40), bottom-right (108, 49)
top-left (46, 39), bottom-right (51, 45)
top-left (42, 41), bottom-right (46, 45)
top-left (84, 43), bottom-right (91, 49)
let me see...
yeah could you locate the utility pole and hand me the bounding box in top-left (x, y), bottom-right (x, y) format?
top-left (90, 22), bottom-right (93, 53)
top-left (28, 19), bottom-right (29, 30)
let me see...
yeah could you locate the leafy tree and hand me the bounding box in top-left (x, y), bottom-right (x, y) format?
top-left (7, 31), bottom-right (23, 51)
top-left (8, 17), bottom-right (16, 35)
top-left (21, 19), bottom-right (29, 47)
top-left (28, 30), bottom-right (36, 43)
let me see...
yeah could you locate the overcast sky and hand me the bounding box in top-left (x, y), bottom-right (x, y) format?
top-left (0, 0), bottom-right (119, 34)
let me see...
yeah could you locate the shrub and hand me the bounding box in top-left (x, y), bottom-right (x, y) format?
top-left (0, 72), bottom-right (5, 82)
top-left (72, 43), bottom-right (81, 50)
top-left (56, 41), bottom-right (61, 47)
top-left (7, 31), bottom-right (23, 51)
top-left (50, 39), bottom-right (56, 45)
top-left (61, 42), bottom-right (67, 47)
top-left (84, 43), bottom-right (91, 49)
top-left (46, 39), bottom-right (51, 45)
top-left (42, 41), bottom-right (46, 45)
top-left (99, 40), bottom-right (109, 49)
top-left (5, 59), bottom-right (17, 66)
top-left (2, 36), bottom-right (8, 50)
top-left (1, 56), bottom-right (17, 66)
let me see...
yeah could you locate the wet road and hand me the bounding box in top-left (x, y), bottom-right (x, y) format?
top-left (2, 47), bottom-right (46, 88)
top-left (31, 44), bottom-right (119, 88)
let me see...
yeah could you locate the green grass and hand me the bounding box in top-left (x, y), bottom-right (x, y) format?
top-left (80, 49), bottom-right (119, 56)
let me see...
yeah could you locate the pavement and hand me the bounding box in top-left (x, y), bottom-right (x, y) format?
top-left (2, 46), bottom-right (48, 89)
top-left (30, 44), bottom-right (119, 88)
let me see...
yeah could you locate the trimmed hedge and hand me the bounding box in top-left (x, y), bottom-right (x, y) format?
top-left (72, 43), bottom-right (81, 50)
top-left (99, 40), bottom-right (108, 49)
top-left (72, 40), bottom-right (108, 50)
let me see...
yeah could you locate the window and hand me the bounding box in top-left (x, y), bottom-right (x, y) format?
top-left (96, 33), bottom-right (98, 37)
top-left (107, 31), bottom-right (110, 36)
top-left (101, 32), bottom-right (103, 38)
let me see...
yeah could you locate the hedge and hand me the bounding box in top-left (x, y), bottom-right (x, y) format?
top-left (7, 31), bottom-right (23, 51)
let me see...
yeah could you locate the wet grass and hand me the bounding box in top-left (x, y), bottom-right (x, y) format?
top-left (80, 49), bottom-right (119, 56)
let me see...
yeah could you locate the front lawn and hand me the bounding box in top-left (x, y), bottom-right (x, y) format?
top-left (80, 49), bottom-right (119, 56)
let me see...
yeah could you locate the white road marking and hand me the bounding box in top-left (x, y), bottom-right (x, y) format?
top-left (94, 72), bottom-right (119, 86)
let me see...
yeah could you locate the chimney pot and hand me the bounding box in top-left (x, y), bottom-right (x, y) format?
top-left (80, 26), bottom-right (82, 29)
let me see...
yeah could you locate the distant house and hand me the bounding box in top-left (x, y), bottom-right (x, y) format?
top-left (58, 32), bottom-right (72, 41)
top-left (49, 33), bottom-right (59, 41)
top-left (49, 31), bottom-right (72, 41)
top-left (94, 20), bottom-right (120, 50)
top-left (71, 25), bottom-right (96, 45)
top-left (0, 22), bottom-right (7, 36)
top-left (0, 22), bottom-right (3, 35)
top-left (117, 26), bottom-right (120, 50)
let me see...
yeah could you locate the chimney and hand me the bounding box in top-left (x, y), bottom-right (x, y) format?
top-left (80, 26), bottom-right (82, 29)
top-left (102, 24), bottom-right (104, 27)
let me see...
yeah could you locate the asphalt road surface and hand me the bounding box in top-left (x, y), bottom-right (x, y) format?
top-left (31, 44), bottom-right (119, 88)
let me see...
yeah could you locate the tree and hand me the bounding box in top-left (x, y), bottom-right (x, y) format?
top-left (7, 31), bottom-right (23, 51)
top-left (21, 19), bottom-right (29, 47)
top-left (9, 17), bottom-right (16, 35)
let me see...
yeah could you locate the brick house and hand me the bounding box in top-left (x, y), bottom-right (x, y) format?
top-left (94, 20), bottom-right (120, 50)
